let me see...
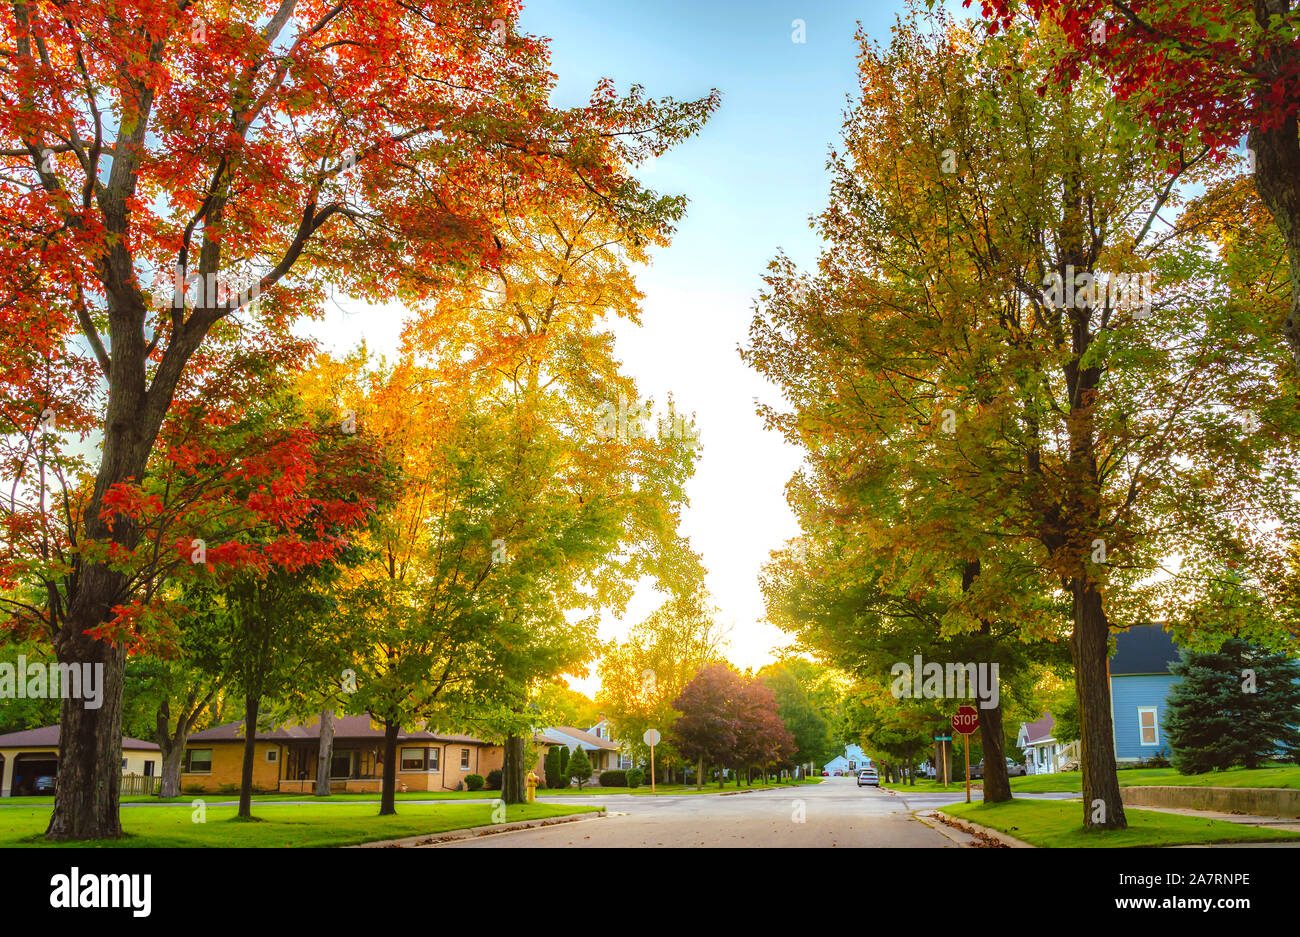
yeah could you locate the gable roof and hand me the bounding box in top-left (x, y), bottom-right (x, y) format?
top-left (1020, 714), bottom-right (1055, 745)
top-left (0, 724), bottom-right (159, 751)
top-left (1110, 625), bottom-right (1180, 676)
top-left (547, 726), bottom-right (619, 751)
top-left (187, 715), bottom-right (486, 745)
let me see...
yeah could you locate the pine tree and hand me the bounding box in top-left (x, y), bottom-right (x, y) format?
top-left (567, 746), bottom-right (593, 790)
top-left (1165, 639), bottom-right (1300, 773)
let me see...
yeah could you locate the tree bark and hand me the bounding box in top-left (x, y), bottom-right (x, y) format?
top-left (315, 708), bottom-right (335, 797)
top-left (1073, 581), bottom-right (1126, 829)
top-left (501, 734), bottom-right (526, 804)
top-left (977, 701), bottom-right (1012, 803)
top-left (379, 720), bottom-right (399, 815)
top-left (697, 757), bottom-right (704, 790)
top-left (237, 694), bottom-right (259, 819)
top-left (1249, 64), bottom-right (1300, 376)
top-left (44, 639), bottom-right (126, 839)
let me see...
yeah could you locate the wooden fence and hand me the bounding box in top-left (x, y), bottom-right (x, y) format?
top-left (120, 773), bottom-right (163, 797)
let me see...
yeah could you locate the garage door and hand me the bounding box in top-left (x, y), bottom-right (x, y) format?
top-left (13, 753), bottom-right (58, 796)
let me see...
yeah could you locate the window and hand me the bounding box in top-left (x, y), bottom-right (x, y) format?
top-left (266, 749), bottom-right (278, 763)
top-left (143, 761), bottom-right (155, 777)
top-left (401, 748), bottom-right (439, 772)
top-left (460, 749), bottom-right (470, 769)
top-left (1138, 707), bottom-right (1159, 745)
top-left (185, 749), bottom-right (213, 774)
top-left (121, 759), bottom-right (127, 770)
top-left (330, 751), bottom-right (354, 779)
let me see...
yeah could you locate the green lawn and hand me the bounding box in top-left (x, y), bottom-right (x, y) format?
top-left (881, 779), bottom-right (980, 794)
top-left (1009, 764), bottom-right (1300, 794)
top-left (940, 798), bottom-right (1300, 847)
top-left (0, 790), bottom-right (503, 807)
top-left (0, 801), bottom-right (601, 847)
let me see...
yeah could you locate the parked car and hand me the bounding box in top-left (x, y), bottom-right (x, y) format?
top-left (856, 768), bottom-right (879, 788)
top-left (971, 759), bottom-right (1027, 779)
top-left (33, 775), bottom-right (57, 793)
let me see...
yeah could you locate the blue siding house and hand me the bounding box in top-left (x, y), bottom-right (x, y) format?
top-left (1109, 625), bottom-right (1180, 762)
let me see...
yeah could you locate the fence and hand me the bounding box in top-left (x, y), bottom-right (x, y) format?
top-left (120, 773), bottom-right (162, 797)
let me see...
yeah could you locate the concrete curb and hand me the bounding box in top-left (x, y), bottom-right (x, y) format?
top-left (349, 809), bottom-right (607, 847)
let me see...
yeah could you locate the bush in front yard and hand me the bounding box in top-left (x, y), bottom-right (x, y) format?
top-left (598, 769), bottom-right (628, 787)
top-left (485, 769), bottom-right (502, 790)
top-left (626, 768), bottom-right (645, 788)
top-left (568, 746), bottom-right (592, 789)
top-left (464, 774), bottom-right (485, 791)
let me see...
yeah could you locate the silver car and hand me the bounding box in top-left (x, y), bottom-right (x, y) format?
top-left (857, 768), bottom-right (879, 787)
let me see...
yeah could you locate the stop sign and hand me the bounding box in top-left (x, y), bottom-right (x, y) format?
top-left (951, 705), bottom-right (979, 736)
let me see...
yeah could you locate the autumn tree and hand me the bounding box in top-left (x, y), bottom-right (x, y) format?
top-left (747, 4), bottom-right (1300, 828)
top-left (972, 0), bottom-right (1300, 376)
top-left (0, 0), bottom-right (717, 839)
top-left (670, 663), bottom-right (745, 789)
top-left (596, 588), bottom-right (724, 779)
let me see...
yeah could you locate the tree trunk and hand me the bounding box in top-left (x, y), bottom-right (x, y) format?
top-left (44, 637), bottom-right (126, 840)
top-left (159, 739), bottom-right (186, 799)
top-left (697, 757), bottom-right (704, 790)
top-left (379, 720), bottom-right (399, 815)
top-left (1249, 112), bottom-right (1300, 377)
top-left (1073, 581), bottom-right (1126, 830)
top-left (237, 694), bottom-right (259, 820)
top-left (315, 709), bottom-right (335, 797)
top-left (977, 700), bottom-right (1012, 804)
top-left (501, 734), bottom-right (526, 804)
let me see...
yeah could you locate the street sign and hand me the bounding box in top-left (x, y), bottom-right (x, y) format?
top-left (950, 705), bottom-right (979, 736)
top-left (643, 728), bottom-right (661, 794)
top-left (933, 735), bottom-right (952, 742)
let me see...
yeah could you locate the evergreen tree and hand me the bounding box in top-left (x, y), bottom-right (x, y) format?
top-left (1165, 639), bottom-right (1300, 773)
top-left (544, 747), bottom-right (562, 789)
top-left (567, 746), bottom-right (593, 790)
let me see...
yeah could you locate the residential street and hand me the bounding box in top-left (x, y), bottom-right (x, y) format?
top-left (439, 778), bottom-right (980, 848)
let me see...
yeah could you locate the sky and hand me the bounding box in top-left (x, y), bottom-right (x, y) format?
top-left (314, 1), bottom-right (957, 697)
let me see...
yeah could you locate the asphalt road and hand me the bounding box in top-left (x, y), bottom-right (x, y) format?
top-left (438, 777), bottom-right (967, 848)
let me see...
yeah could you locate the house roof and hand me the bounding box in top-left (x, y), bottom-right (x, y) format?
top-left (1110, 625), bottom-right (1180, 676)
top-left (187, 715), bottom-right (487, 746)
top-left (534, 730), bottom-right (571, 747)
top-left (547, 726), bottom-right (619, 751)
top-left (0, 724), bottom-right (160, 751)
top-left (1020, 715), bottom-right (1056, 745)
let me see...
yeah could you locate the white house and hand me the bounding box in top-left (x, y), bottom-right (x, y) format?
top-left (586, 717), bottom-right (633, 769)
top-left (822, 743), bottom-right (872, 776)
top-left (1016, 714), bottom-right (1078, 774)
top-left (539, 724), bottom-right (623, 773)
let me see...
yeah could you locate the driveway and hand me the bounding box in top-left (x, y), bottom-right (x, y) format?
top-left (436, 777), bottom-right (957, 848)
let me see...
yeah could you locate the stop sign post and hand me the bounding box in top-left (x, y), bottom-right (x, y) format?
top-left (643, 729), bottom-right (661, 794)
top-left (951, 706), bottom-right (979, 803)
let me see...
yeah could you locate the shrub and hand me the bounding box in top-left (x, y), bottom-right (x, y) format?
top-left (182, 784), bottom-right (206, 794)
top-left (559, 746), bottom-right (570, 774)
top-left (568, 747), bottom-right (593, 789)
top-left (544, 747), bottom-right (562, 788)
top-left (217, 783), bottom-right (240, 794)
top-left (464, 774), bottom-right (485, 791)
top-left (485, 769), bottom-right (502, 791)
top-left (626, 768), bottom-right (645, 788)
top-left (599, 769), bottom-right (628, 787)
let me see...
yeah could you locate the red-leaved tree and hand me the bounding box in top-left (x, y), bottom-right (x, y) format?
top-left (0, 0), bottom-right (716, 839)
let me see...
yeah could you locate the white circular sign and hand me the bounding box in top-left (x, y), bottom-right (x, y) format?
top-left (643, 728), bottom-right (661, 747)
